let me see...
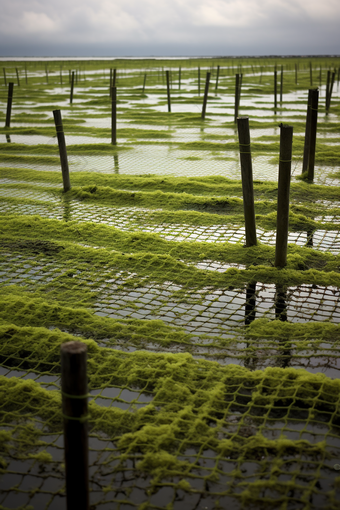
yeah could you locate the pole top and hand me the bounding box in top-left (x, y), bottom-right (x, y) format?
top-left (61, 341), bottom-right (87, 354)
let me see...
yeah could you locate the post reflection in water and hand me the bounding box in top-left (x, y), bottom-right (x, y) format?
top-left (306, 228), bottom-right (315, 247)
top-left (245, 282), bottom-right (256, 325)
top-left (6, 134), bottom-right (11, 143)
top-left (275, 284), bottom-right (287, 322)
top-left (62, 194), bottom-right (72, 222)
top-left (114, 154), bottom-right (119, 174)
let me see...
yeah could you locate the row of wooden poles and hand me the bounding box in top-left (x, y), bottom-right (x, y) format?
top-left (59, 117), bottom-right (310, 510)
top-left (3, 64), bottom-right (337, 122)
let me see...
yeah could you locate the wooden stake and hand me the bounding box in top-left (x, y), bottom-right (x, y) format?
top-left (53, 109), bottom-right (71, 192)
top-left (61, 341), bottom-right (89, 510)
top-left (70, 71), bottom-right (75, 104)
top-left (3, 68), bottom-right (7, 86)
top-left (245, 282), bottom-right (256, 325)
top-left (111, 86), bottom-right (117, 145)
top-left (274, 69), bottom-right (277, 111)
top-left (143, 73), bottom-right (147, 93)
top-left (326, 70), bottom-right (331, 111)
top-left (198, 67), bottom-right (200, 95)
top-left (5, 82), bottom-right (14, 128)
top-left (178, 66), bottom-right (181, 90)
top-left (15, 67), bottom-right (20, 87)
top-left (309, 61), bottom-right (313, 86)
top-left (166, 70), bottom-right (171, 113)
top-left (201, 71), bottom-right (210, 120)
top-left (275, 124), bottom-right (293, 268)
top-left (237, 116), bottom-right (257, 247)
top-left (307, 88), bottom-right (319, 182)
top-left (215, 65), bottom-right (220, 91)
top-left (302, 89), bottom-right (313, 174)
top-left (280, 65), bottom-right (283, 103)
top-left (234, 74), bottom-right (240, 123)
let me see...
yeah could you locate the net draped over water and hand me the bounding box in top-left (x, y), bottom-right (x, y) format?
top-left (0, 57), bottom-right (340, 510)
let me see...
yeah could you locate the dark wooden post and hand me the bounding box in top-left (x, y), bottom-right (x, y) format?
top-left (166, 70), bottom-right (171, 113)
top-left (326, 70), bottom-right (331, 111)
top-left (3, 68), bottom-right (7, 86)
top-left (275, 124), bottom-right (293, 268)
top-left (198, 67), bottom-right (200, 95)
top-left (307, 88), bottom-right (319, 182)
top-left (274, 69), bottom-right (277, 111)
top-left (53, 109), bottom-right (71, 192)
top-left (113, 68), bottom-right (117, 86)
top-left (201, 71), bottom-right (210, 120)
top-left (109, 68), bottom-right (113, 94)
top-left (143, 73), bottom-right (147, 93)
top-left (319, 66), bottom-right (322, 87)
top-left (280, 65), bottom-right (283, 103)
top-left (328, 71), bottom-right (336, 110)
top-left (111, 86), bottom-right (117, 145)
top-left (15, 67), bottom-right (20, 86)
top-left (61, 342), bottom-right (89, 510)
top-left (302, 88), bottom-right (313, 174)
top-left (215, 65), bottom-right (220, 91)
top-left (237, 116), bottom-right (257, 247)
top-left (245, 282), bottom-right (256, 325)
top-left (309, 61), bottom-right (313, 86)
top-left (5, 82), bottom-right (14, 128)
top-left (70, 71), bottom-right (75, 104)
top-left (178, 66), bottom-right (181, 90)
top-left (234, 74), bottom-right (240, 123)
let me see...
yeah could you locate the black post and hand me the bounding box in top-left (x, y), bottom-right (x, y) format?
top-left (111, 86), bottom-right (117, 145)
top-left (5, 82), bottom-right (14, 128)
top-left (53, 109), bottom-right (71, 192)
top-left (201, 71), bottom-right (210, 120)
top-left (70, 71), bottom-right (75, 104)
top-left (326, 70), bottom-right (331, 111)
top-left (198, 67), bottom-right (200, 95)
top-left (3, 68), bottom-right (7, 86)
top-left (113, 68), bottom-right (117, 87)
top-left (166, 70), bottom-right (171, 113)
top-left (302, 89), bottom-right (313, 174)
top-left (143, 73), bottom-right (147, 93)
top-left (237, 116), bottom-right (257, 247)
top-left (280, 65), bottom-right (283, 103)
top-left (328, 71), bottom-right (336, 111)
top-left (310, 61), bottom-right (313, 86)
top-left (275, 124), bottom-right (293, 268)
top-left (61, 341), bottom-right (89, 510)
top-left (274, 69), bottom-right (277, 111)
top-left (215, 65), bottom-right (220, 91)
top-left (15, 67), bottom-right (20, 86)
top-left (307, 89), bottom-right (319, 182)
top-left (234, 74), bottom-right (240, 123)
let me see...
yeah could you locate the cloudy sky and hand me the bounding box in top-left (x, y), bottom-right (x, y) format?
top-left (0, 0), bottom-right (339, 57)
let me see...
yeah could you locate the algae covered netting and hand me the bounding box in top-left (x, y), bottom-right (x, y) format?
top-left (0, 57), bottom-right (340, 509)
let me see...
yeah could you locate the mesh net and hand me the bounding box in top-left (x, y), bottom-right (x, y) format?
top-left (0, 57), bottom-right (340, 509)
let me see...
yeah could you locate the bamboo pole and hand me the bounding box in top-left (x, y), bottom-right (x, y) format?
top-left (275, 124), bottom-right (293, 268)
top-left (61, 341), bottom-right (89, 510)
top-left (5, 82), bottom-right (14, 128)
top-left (201, 71), bottom-right (210, 120)
top-left (53, 109), bottom-right (71, 192)
top-left (237, 116), bottom-right (257, 247)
